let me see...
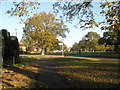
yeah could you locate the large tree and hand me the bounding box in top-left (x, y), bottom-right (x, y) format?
top-left (6, 0), bottom-right (119, 29)
top-left (53, 0), bottom-right (97, 30)
top-left (100, 1), bottom-right (120, 52)
top-left (98, 31), bottom-right (119, 52)
top-left (71, 32), bottom-right (101, 52)
top-left (53, 1), bottom-right (119, 29)
top-left (82, 31), bottom-right (101, 51)
top-left (23, 12), bottom-right (68, 55)
top-left (70, 42), bottom-right (79, 51)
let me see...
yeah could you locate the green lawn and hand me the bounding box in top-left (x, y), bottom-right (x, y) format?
top-left (46, 56), bottom-right (119, 88)
top-left (20, 54), bottom-right (60, 57)
top-left (65, 51), bottom-right (119, 58)
top-left (20, 51), bottom-right (120, 58)
top-left (2, 57), bottom-right (39, 89)
top-left (3, 55), bottom-right (119, 88)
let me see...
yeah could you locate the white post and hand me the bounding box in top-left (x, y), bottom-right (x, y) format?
top-left (13, 57), bottom-right (15, 65)
top-left (59, 43), bottom-right (64, 57)
top-left (62, 43), bottom-right (64, 57)
top-left (15, 28), bottom-right (17, 37)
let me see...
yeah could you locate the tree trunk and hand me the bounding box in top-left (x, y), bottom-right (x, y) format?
top-left (114, 44), bottom-right (118, 52)
top-left (41, 48), bottom-right (45, 55)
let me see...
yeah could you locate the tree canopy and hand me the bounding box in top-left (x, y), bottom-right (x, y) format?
top-left (80, 31), bottom-right (101, 51)
top-left (23, 12), bottom-right (68, 55)
top-left (53, 1), bottom-right (119, 29)
top-left (70, 31), bottom-right (114, 52)
top-left (6, 1), bottom-right (40, 21)
top-left (5, 0), bottom-right (120, 53)
top-left (6, 0), bottom-right (120, 31)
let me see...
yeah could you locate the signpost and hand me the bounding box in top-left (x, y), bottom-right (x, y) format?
top-left (58, 43), bottom-right (64, 57)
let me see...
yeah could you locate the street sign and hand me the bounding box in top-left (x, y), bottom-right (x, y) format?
top-left (58, 43), bottom-right (63, 45)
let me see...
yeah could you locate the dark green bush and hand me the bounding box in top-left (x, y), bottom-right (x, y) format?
top-left (11, 36), bottom-right (20, 63)
top-left (1, 29), bottom-right (20, 65)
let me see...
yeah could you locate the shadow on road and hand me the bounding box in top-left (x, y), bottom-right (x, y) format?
top-left (35, 59), bottom-right (71, 88)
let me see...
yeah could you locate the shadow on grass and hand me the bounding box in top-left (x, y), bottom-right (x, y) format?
top-left (34, 59), bottom-right (71, 88)
top-left (44, 57), bottom-right (119, 88)
top-left (68, 78), bottom-right (119, 88)
top-left (3, 56), bottom-right (119, 88)
top-left (2, 57), bottom-right (39, 89)
top-left (2, 81), bottom-right (14, 87)
top-left (5, 66), bottom-right (37, 80)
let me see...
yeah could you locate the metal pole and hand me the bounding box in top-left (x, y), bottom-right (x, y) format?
top-left (15, 28), bottom-right (17, 37)
top-left (62, 43), bottom-right (64, 57)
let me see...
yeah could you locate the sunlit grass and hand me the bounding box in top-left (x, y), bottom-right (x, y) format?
top-left (66, 56), bottom-right (100, 61)
top-left (2, 57), bottom-right (39, 89)
top-left (46, 57), bottom-right (119, 88)
top-left (20, 54), bottom-right (60, 57)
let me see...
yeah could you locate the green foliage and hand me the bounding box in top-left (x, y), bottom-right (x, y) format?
top-left (1, 29), bottom-right (20, 65)
top-left (71, 31), bottom-right (102, 52)
top-left (10, 36), bottom-right (20, 63)
top-left (100, 1), bottom-right (120, 31)
top-left (53, 1), bottom-right (119, 31)
top-left (71, 42), bottom-right (79, 51)
top-left (2, 29), bottom-right (12, 65)
top-left (99, 1), bottom-right (120, 52)
top-left (6, 1), bottom-right (40, 22)
top-left (82, 32), bottom-right (101, 51)
top-left (23, 12), bottom-right (68, 55)
top-left (53, 1), bottom-right (99, 30)
top-left (70, 31), bottom-right (116, 52)
top-left (98, 30), bottom-right (120, 52)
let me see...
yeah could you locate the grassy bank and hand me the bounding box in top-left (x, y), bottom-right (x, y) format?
top-left (20, 51), bottom-right (119, 58)
top-left (64, 51), bottom-right (119, 58)
top-left (46, 56), bottom-right (119, 88)
top-left (2, 57), bottom-right (39, 89)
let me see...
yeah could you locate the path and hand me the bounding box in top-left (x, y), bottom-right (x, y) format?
top-left (35, 57), bottom-right (71, 88)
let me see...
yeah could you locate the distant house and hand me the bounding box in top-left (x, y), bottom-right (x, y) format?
top-left (19, 41), bottom-right (42, 53)
top-left (33, 47), bottom-right (41, 53)
top-left (19, 41), bottom-right (26, 52)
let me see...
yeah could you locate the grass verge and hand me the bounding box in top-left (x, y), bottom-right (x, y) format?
top-left (65, 51), bottom-right (119, 58)
top-left (45, 56), bottom-right (120, 88)
top-left (2, 57), bottom-right (39, 89)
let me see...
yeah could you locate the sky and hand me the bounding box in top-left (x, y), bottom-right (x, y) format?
top-left (0, 1), bottom-right (106, 47)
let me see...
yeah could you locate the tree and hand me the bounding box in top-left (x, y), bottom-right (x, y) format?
top-left (10, 36), bottom-right (20, 63)
top-left (6, 0), bottom-right (119, 30)
top-left (100, 1), bottom-right (120, 53)
top-left (1, 29), bottom-right (20, 65)
top-left (78, 39), bottom-right (89, 51)
top-left (6, 1), bottom-right (40, 22)
top-left (53, 1), bottom-right (120, 30)
top-left (21, 36), bottom-right (35, 52)
top-left (70, 32), bottom-right (101, 52)
top-left (98, 31), bottom-right (119, 52)
top-left (82, 31), bottom-right (101, 51)
top-left (70, 42), bottom-right (79, 51)
top-left (23, 12), bottom-right (68, 55)
top-left (53, 0), bottom-right (98, 30)
top-left (100, 1), bottom-right (120, 31)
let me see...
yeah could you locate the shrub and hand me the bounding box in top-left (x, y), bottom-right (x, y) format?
top-left (1, 29), bottom-right (20, 65)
